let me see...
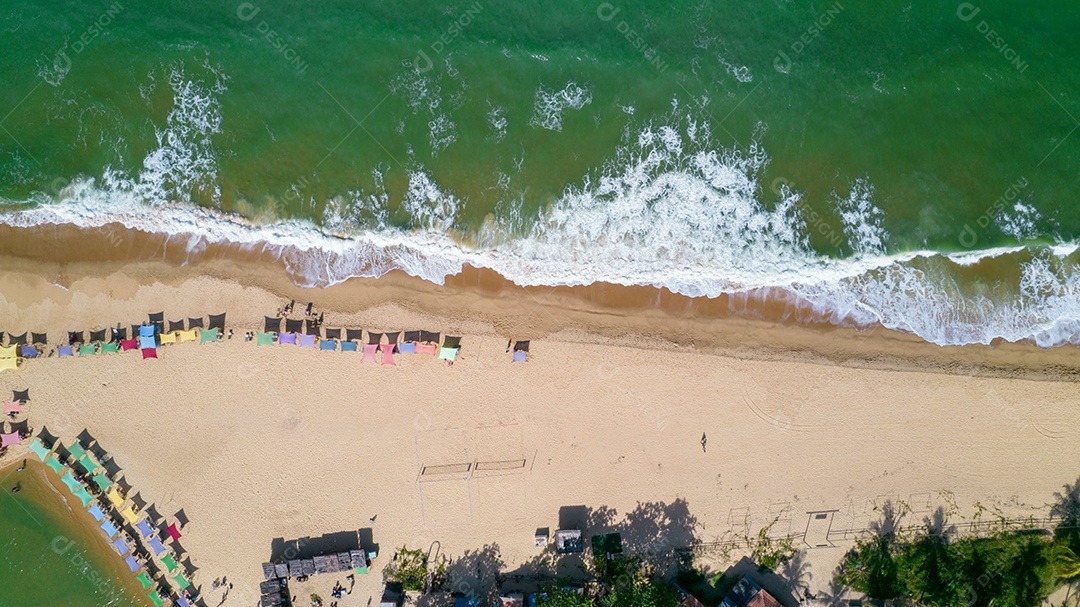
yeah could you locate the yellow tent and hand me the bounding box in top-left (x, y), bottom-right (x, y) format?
top-left (158, 332), bottom-right (177, 345)
top-left (0, 358), bottom-right (16, 371)
top-left (121, 505), bottom-right (139, 524)
top-left (106, 485), bottom-right (125, 508)
top-left (0, 345), bottom-right (16, 358)
top-left (177, 330), bottom-right (197, 343)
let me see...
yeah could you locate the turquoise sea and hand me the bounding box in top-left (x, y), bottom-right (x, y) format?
top-left (1, 0), bottom-right (1079, 346)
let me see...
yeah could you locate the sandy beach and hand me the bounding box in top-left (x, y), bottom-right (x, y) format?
top-left (1, 252), bottom-right (1079, 605)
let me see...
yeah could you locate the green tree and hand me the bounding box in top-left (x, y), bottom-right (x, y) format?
top-left (383, 546), bottom-right (428, 591)
top-left (536, 585), bottom-right (593, 607)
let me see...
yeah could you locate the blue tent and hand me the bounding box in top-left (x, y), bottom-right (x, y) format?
top-left (341, 341), bottom-right (358, 352)
top-left (111, 537), bottom-right (130, 555)
top-left (139, 325), bottom-right (155, 338)
top-left (147, 537), bottom-right (166, 556)
top-left (139, 336), bottom-right (156, 349)
top-left (320, 340), bottom-right (337, 351)
top-left (20, 345), bottom-right (37, 358)
top-left (87, 503), bottom-right (106, 522)
top-left (136, 519), bottom-right (154, 538)
top-left (124, 554), bottom-right (140, 572)
top-left (100, 519), bottom-right (119, 538)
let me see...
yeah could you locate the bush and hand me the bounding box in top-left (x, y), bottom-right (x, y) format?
top-left (383, 546), bottom-right (428, 592)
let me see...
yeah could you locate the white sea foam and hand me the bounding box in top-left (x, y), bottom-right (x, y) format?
top-left (997, 200), bottom-right (1041, 242)
top-left (3, 110), bottom-right (1078, 348)
top-left (530, 82), bottom-right (592, 132)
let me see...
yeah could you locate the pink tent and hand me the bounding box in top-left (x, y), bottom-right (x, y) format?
top-left (120, 339), bottom-right (138, 351)
top-left (379, 343), bottom-right (396, 366)
top-left (416, 343), bottom-right (438, 356)
top-left (141, 348), bottom-right (157, 359)
top-left (166, 523), bottom-right (182, 542)
top-left (3, 401), bottom-right (20, 415)
top-left (1, 432), bottom-right (19, 447)
top-left (361, 343), bottom-right (378, 363)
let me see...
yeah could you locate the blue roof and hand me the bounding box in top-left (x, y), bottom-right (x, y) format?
top-left (454, 598), bottom-right (481, 607)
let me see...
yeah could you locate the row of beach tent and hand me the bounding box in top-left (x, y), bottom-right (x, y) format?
top-left (29, 434), bottom-right (194, 607)
top-left (258, 323), bottom-right (465, 363)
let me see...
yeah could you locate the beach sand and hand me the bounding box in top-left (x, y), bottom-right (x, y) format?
top-left (1, 252), bottom-right (1079, 605)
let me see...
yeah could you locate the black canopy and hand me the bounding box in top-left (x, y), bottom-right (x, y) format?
top-left (208, 313), bottom-right (226, 331)
top-left (367, 332), bottom-right (383, 345)
top-left (152, 321), bottom-right (164, 335)
top-left (404, 330), bottom-right (421, 343)
top-left (131, 325), bottom-right (142, 339)
top-left (304, 320), bottom-right (319, 335)
top-left (12, 389), bottom-right (29, 403)
top-left (285, 319), bottom-right (303, 333)
top-left (148, 312), bottom-right (164, 323)
top-left (68, 331), bottom-right (84, 345)
top-left (443, 336), bottom-right (462, 349)
top-left (324, 328), bottom-right (341, 340)
top-left (420, 330), bottom-right (440, 343)
top-left (263, 317), bottom-right (281, 333)
top-left (346, 329), bottom-right (364, 342)
top-left (32, 332), bottom-right (47, 345)
top-left (89, 329), bottom-right (106, 342)
top-left (9, 333), bottom-right (27, 345)
top-left (385, 331), bottom-right (400, 344)
top-left (187, 317), bottom-right (204, 329)
top-left (0, 332), bottom-right (4, 344)
top-left (514, 341), bottom-right (530, 352)
top-left (168, 320), bottom-right (185, 332)
top-left (113, 327), bottom-right (127, 341)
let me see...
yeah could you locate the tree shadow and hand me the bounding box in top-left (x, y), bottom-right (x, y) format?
top-left (423, 543), bottom-right (503, 607)
top-left (776, 549), bottom-right (812, 598)
top-left (1052, 478), bottom-right (1080, 552)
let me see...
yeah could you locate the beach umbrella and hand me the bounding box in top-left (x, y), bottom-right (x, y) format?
top-left (29, 437), bottom-right (49, 460)
top-left (173, 573), bottom-right (191, 590)
top-left (0, 358), bottom-right (17, 371)
top-left (92, 471), bottom-right (113, 491)
top-left (147, 589), bottom-right (165, 607)
top-left (78, 453), bottom-right (99, 474)
top-left (67, 442), bottom-right (87, 461)
top-left (161, 553), bottom-right (179, 573)
top-left (380, 344), bottom-right (396, 365)
top-left (58, 345), bottom-right (74, 357)
top-left (139, 325), bottom-right (155, 338)
top-left (73, 487), bottom-right (94, 507)
top-left (121, 505), bottom-right (139, 524)
top-left (0, 345), bottom-right (17, 358)
top-left (438, 347), bottom-right (459, 361)
top-left (120, 339), bottom-right (138, 351)
top-left (110, 537), bottom-right (129, 555)
top-left (256, 332), bottom-right (275, 346)
top-left (319, 339), bottom-right (338, 351)
top-left (298, 333), bottom-right (316, 348)
top-left (106, 486), bottom-right (125, 508)
top-left (61, 470), bottom-right (82, 494)
top-left (139, 336), bottom-right (156, 349)
top-left (136, 519), bottom-right (154, 538)
top-left (147, 536), bottom-right (166, 556)
top-left (278, 332), bottom-right (297, 345)
top-left (100, 519), bottom-right (119, 539)
top-left (45, 455), bottom-right (64, 474)
top-left (101, 342), bottom-right (119, 354)
top-left (20, 345), bottom-right (38, 358)
top-left (341, 340), bottom-right (358, 352)
top-left (178, 330), bottom-right (197, 343)
top-left (78, 344), bottom-right (96, 356)
top-left (141, 348), bottom-right (157, 360)
top-left (158, 332), bottom-right (177, 345)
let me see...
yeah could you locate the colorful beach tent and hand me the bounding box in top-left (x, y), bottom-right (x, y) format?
top-left (73, 487), bottom-right (94, 506)
top-left (147, 536), bottom-right (166, 556)
top-left (380, 343), bottom-right (396, 365)
top-left (92, 471), bottom-right (113, 491)
top-left (136, 571), bottom-right (153, 590)
top-left (32, 332), bottom-right (47, 344)
top-left (4, 401), bottom-right (21, 414)
top-left (111, 537), bottom-right (130, 555)
top-left (136, 519), bottom-right (154, 538)
top-left (285, 319), bottom-right (303, 333)
top-left (319, 339), bottom-right (337, 351)
top-left (90, 329), bottom-right (106, 342)
top-left (106, 486), bottom-right (125, 508)
top-left (139, 325), bottom-right (155, 338)
top-left (148, 589), bottom-right (165, 607)
top-left (87, 503), bottom-right (106, 522)
top-left (416, 343), bottom-right (438, 355)
top-left (61, 470), bottom-right (83, 493)
top-left (158, 332), bottom-right (177, 345)
top-left (438, 347), bottom-right (459, 361)
top-left (78, 453), bottom-right (99, 474)
top-left (141, 348), bottom-right (157, 360)
top-left (177, 330), bottom-right (197, 343)
top-left (29, 437), bottom-right (49, 460)
top-left (177, 598), bottom-right (193, 607)
top-left (0, 345), bottom-right (17, 358)
top-left (8, 333), bottom-right (27, 345)
top-left (173, 573), bottom-right (191, 589)
top-left (188, 317), bottom-right (204, 329)
top-left (124, 554), bottom-right (140, 572)
top-left (513, 351), bottom-right (527, 362)
top-left (161, 553), bottom-right (179, 572)
top-left (346, 328), bottom-right (364, 341)
top-left (100, 519), bottom-right (119, 538)
top-left (324, 328), bottom-right (341, 340)
top-left (166, 523), bottom-right (182, 542)
top-left (21, 345), bottom-right (38, 358)
top-left (139, 336), bottom-right (156, 349)
top-left (200, 328), bottom-right (218, 343)
top-left (256, 332), bottom-right (275, 346)
top-left (341, 340), bottom-right (358, 352)
top-left (0, 432), bottom-right (19, 447)
top-left (361, 343), bottom-right (378, 363)
top-left (209, 313), bottom-right (226, 330)
top-left (67, 442), bottom-right (87, 460)
top-left (58, 345), bottom-right (74, 357)
top-left (443, 336), bottom-right (462, 349)
top-left (168, 320), bottom-right (184, 332)
top-left (0, 358), bottom-right (16, 371)
top-left (101, 342), bottom-right (119, 354)
top-left (45, 455), bottom-right (64, 474)
top-left (278, 332), bottom-right (297, 345)
top-left (79, 344), bottom-right (96, 356)
top-left (120, 339), bottom-right (138, 351)
top-left (399, 342), bottom-right (416, 354)
top-left (121, 505), bottom-right (139, 524)
top-left (298, 333), bottom-right (316, 348)
top-left (265, 317), bottom-right (282, 333)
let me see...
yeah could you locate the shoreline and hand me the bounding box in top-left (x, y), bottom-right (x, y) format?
top-left (0, 222), bottom-right (1077, 379)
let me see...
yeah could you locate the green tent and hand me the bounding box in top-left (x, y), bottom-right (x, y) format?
top-left (78, 453), bottom-right (99, 474)
top-left (61, 470), bottom-right (82, 493)
top-left (136, 572), bottom-right (153, 590)
top-left (73, 487), bottom-right (94, 507)
top-left (199, 328), bottom-right (218, 343)
top-left (45, 455), bottom-right (64, 474)
top-left (173, 573), bottom-right (190, 590)
top-left (92, 471), bottom-right (113, 491)
top-left (101, 342), bottom-right (119, 354)
top-left (29, 438), bottom-right (50, 461)
top-left (161, 553), bottom-right (179, 573)
top-left (147, 589), bottom-right (165, 607)
top-left (67, 442), bottom-right (87, 461)
top-left (256, 332), bottom-right (275, 346)
top-left (355, 564), bottom-right (369, 575)
top-left (78, 344), bottom-right (96, 356)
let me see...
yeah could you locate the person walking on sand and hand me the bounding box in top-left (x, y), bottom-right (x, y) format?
top-left (700, 432), bottom-right (707, 452)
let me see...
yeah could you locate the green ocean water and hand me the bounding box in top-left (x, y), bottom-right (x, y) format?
top-left (1, 1), bottom-right (1080, 345)
top-left (0, 465), bottom-right (148, 607)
